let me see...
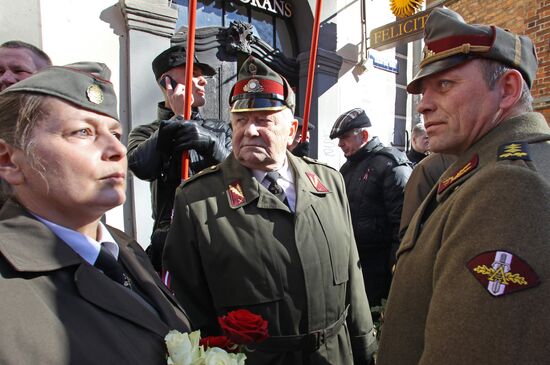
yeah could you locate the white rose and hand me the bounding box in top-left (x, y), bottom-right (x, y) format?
top-left (165, 330), bottom-right (205, 365)
top-left (204, 348), bottom-right (246, 365)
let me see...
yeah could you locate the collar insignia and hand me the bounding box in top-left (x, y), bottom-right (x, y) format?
top-left (437, 154), bottom-right (479, 194)
top-left (86, 84), bottom-right (104, 104)
top-left (306, 172), bottom-right (329, 193)
top-left (497, 142), bottom-right (531, 161)
top-left (227, 180), bottom-right (246, 208)
top-left (467, 250), bottom-right (540, 297)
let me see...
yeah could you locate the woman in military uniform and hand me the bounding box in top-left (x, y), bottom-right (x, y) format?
top-left (0, 62), bottom-right (191, 364)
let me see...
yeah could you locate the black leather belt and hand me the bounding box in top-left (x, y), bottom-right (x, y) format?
top-left (255, 306), bottom-right (349, 353)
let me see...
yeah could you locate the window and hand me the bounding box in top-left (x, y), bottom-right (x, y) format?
top-left (251, 9), bottom-right (273, 47)
top-left (175, 0), bottom-right (223, 29)
top-left (224, 1), bottom-right (248, 26)
top-left (173, 0), bottom-right (296, 57)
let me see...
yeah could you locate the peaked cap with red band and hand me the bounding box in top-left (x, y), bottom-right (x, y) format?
top-left (407, 7), bottom-right (538, 94)
top-left (230, 56), bottom-right (295, 113)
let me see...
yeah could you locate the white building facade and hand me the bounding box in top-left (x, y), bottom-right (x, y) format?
top-left (1, 0), bottom-right (421, 247)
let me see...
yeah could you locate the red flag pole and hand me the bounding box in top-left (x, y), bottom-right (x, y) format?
top-left (301, 0), bottom-right (323, 142)
top-left (181, 0), bottom-right (198, 180)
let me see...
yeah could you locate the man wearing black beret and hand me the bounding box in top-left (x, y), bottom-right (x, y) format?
top-left (330, 108), bottom-right (412, 308)
top-left (127, 45), bottom-right (232, 272)
top-left (378, 8), bottom-right (550, 365)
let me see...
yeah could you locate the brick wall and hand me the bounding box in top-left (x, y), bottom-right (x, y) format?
top-left (427, 0), bottom-right (550, 121)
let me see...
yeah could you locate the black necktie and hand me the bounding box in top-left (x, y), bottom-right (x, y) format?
top-left (94, 243), bottom-right (132, 289)
top-left (264, 171), bottom-right (289, 207)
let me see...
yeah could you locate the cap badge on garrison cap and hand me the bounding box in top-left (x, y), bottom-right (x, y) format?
top-left (86, 84), bottom-right (104, 105)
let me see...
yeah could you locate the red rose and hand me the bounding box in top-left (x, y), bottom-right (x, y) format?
top-left (199, 335), bottom-right (234, 351)
top-left (218, 309), bottom-right (269, 345)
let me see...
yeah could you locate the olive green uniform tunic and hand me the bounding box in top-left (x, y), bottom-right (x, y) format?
top-left (164, 152), bottom-right (376, 365)
top-left (0, 199), bottom-right (192, 364)
top-left (377, 113), bottom-right (550, 364)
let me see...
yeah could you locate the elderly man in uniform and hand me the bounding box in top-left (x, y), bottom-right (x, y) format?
top-left (127, 45), bottom-right (232, 272)
top-left (163, 56), bottom-right (377, 365)
top-left (377, 8), bottom-right (550, 365)
top-left (330, 108), bottom-right (412, 307)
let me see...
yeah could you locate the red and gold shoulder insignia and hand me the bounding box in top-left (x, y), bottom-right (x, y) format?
top-left (497, 142), bottom-right (531, 161)
top-left (437, 154), bottom-right (479, 194)
top-left (227, 180), bottom-right (246, 208)
top-left (467, 250), bottom-right (540, 297)
top-left (306, 172), bottom-right (329, 193)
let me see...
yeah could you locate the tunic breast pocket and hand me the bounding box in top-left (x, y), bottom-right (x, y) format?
top-left (200, 216), bottom-right (285, 309)
top-left (311, 205), bottom-right (350, 285)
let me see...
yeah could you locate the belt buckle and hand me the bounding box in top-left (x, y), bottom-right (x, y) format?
top-left (303, 330), bottom-right (325, 352)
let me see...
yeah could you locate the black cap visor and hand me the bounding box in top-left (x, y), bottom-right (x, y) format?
top-left (230, 97), bottom-right (288, 113)
top-left (196, 62), bottom-right (216, 77)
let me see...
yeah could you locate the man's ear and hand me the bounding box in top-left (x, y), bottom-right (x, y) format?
top-left (288, 117), bottom-right (299, 143)
top-left (361, 129), bottom-right (369, 143)
top-left (0, 139), bottom-right (25, 185)
top-left (498, 69), bottom-right (523, 110)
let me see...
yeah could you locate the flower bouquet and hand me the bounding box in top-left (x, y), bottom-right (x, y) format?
top-left (165, 309), bottom-right (269, 365)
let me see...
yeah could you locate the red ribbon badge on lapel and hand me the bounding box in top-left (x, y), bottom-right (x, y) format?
top-left (306, 172), bottom-right (329, 193)
top-left (227, 181), bottom-right (246, 208)
top-left (467, 250), bottom-right (540, 297)
top-left (438, 154), bottom-right (479, 194)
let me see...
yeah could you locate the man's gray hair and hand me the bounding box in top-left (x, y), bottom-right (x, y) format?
top-left (478, 59), bottom-right (533, 112)
top-left (1, 40), bottom-right (52, 67)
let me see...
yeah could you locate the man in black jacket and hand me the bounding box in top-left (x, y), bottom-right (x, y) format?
top-left (330, 108), bottom-right (412, 306)
top-left (288, 116), bottom-right (315, 157)
top-left (127, 45), bottom-right (232, 271)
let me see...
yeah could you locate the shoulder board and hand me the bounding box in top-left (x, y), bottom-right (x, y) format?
top-left (376, 147), bottom-right (411, 166)
top-left (301, 156), bottom-right (325, 165)
top-left (497, 142), bottom-right (531, 161)
top-left (498, 139), bottom-right (550, 183)
top-left (300, 156), bottom-right (338, 170)
top-left (182, 164), bottom-right (221, 186)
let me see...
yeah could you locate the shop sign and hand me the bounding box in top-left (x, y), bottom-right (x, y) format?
top-left (369, 7), bottom-right (433, 51)
top-left (238, 0), bottom-right (292, 18)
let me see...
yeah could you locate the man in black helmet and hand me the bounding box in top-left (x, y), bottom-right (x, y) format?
top-left (127, 45), bottom-right (232, 272)
top-left (330, 108), bottom-right (412, 307)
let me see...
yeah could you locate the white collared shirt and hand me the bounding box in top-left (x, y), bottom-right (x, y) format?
top-left (252, 158), bottom-right (296, 212)
top-left (33, 214), bottom-right (119, 265)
